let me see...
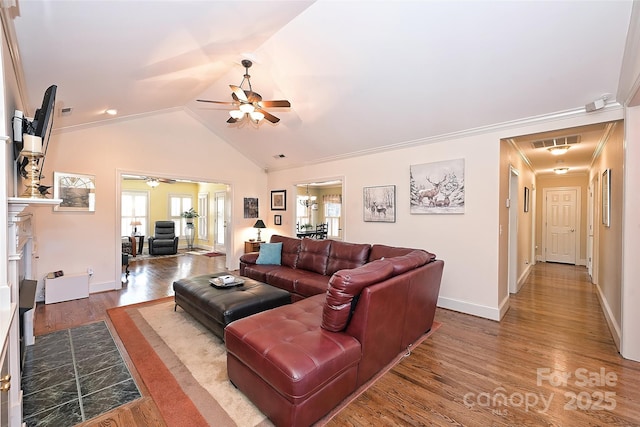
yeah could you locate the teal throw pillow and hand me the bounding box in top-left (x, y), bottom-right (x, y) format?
top-left (256, 242), bottom-right (283, 265)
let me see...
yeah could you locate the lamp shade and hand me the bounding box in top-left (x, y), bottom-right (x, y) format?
top-left (130, 220), bottom-right (141, 226)
top-left (253, 219), bottom-right (266, 229)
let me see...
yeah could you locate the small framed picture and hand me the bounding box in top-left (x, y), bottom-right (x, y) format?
top-left (274, 214), bottom-right (282, 226)
top-left (271, 190), bottom-right (286, 210)
top-left (53, 172), bottom-right (96, 212)
top-left (244, 197), bottom-right (258, 219)
top-left (364, 185), bottom-right (396, 222)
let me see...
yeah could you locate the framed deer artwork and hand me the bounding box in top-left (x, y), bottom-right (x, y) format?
top-left (364, 185), bottom-right (396, 222)
top-left (410, 158), bottom-right (465, 214)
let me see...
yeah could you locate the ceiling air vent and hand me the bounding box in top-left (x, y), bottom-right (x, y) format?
top-left (531, 135), bottom-right (580, 149)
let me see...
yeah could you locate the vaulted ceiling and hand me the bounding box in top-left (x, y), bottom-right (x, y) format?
top-left (6, 1), bottom-right (636, 173)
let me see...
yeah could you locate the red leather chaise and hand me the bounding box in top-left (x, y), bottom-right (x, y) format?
top-left (227, 240), bottom-right (444, 426)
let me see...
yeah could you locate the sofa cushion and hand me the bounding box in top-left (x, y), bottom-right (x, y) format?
top-left (326, 241), bottom-right (371, 276)
top-left (265, 267), bottom-right (301, 294)
top-left (294, 271), bottom-right (332, 298)
top-left (322, 259), bottom-right (394, 332)
top-left (271, 235), bottom-right (301, 269)
top-left (243, 264), bottom-right (281, 283)
top-left (390, 250), bottom-right (432, 275)
top-left (369, 244), bottom-right (436, 263)
top-left (256, 242), bottom-right (282, 265)
top-left (225, 295), bottom-right (361, 402)
top-left (296, 239), bottom-right (332, 275)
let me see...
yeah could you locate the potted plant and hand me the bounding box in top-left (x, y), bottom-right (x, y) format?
top-left (181, 208), bottom-right (199, 224)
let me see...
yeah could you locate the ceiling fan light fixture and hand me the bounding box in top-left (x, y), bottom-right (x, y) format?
top-left (146, 178), bottom-right (160, 188)
top-left (229, 110), bottom-right (244, 119)
top-left (239, 103), bottom-right (255, 114)
top-left (548, 145), bottom-right (571, 155)
top-left (249, 111), bottom-right (264, 122)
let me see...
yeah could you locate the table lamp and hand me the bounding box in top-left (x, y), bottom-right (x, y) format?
top-left (130, 220), bottom-right (142, 236)
top-left (253, 219), bottom-right (266, 241)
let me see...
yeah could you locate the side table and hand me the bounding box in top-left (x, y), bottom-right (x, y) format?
top-left (244, 240), bottom-right (262, 253)
top-left (130, 235), bottom-right (144, 256)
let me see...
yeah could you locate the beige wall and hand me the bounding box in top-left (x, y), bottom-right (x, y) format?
top-left (590, 120), bottom-right (624, 346)
top-left (30, 109), bottom-right (266, 299)
top-left (499, 138), bottom-right (536, 303)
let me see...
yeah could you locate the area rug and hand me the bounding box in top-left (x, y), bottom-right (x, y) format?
top-left (107, 298), bottom-right (440, 426)
top-left (203, 252), bottom-right (225, 257)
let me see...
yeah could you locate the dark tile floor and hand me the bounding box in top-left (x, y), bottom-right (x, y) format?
top-left (21, 321), bottom-right (141, 426)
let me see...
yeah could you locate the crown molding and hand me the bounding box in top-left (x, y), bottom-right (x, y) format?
top-left (1, 6), bottom-right (30, 114)
top-left (266, 103), bottom-right (625, 172)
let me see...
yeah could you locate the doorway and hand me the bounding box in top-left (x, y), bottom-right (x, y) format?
top-left (542, 187), bottom-right (580, 264)
top-left (295, 179), bottom-right (344, 240)
top-left (117, 171), bottom-right (233, 284)
top-left (213, 191), bottom-right (227, 253)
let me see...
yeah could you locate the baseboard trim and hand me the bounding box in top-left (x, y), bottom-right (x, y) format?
top-left (437, 296), bottom-right (501, 321)
top-left (90, 280), bottom-right (117, 294)
top-left (594, 283), bottom-right (622, 351)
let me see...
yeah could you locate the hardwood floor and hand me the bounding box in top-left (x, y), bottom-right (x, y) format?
top-left (33, 257), bottom-right (640, 426)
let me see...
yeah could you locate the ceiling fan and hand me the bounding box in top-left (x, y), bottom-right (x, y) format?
top-left (123, 175), bottom-right (176, 187)
top-left (197, 59), bottom-right (291, 124)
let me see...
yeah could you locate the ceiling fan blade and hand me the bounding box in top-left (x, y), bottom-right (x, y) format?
top-left (227, 117), bottom-right (239, 124)
top-left (257, 108), bottom-right (280, 123)
top-left (230, 85), bottom-right (248, 102)
top-left (196, 99), bottom-right (236, 105)
top-left (259, 100), bottom-right (291, 108)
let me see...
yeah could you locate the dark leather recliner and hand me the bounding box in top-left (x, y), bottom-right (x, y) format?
top-left (148, 221), bottom-right (179, 255)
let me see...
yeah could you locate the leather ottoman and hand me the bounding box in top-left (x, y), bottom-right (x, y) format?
top-left (173, 273), bottom-right (291, 340)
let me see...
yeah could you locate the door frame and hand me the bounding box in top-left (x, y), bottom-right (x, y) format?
top-left (541, 186), bottom-right (581, 264)
top-left (508, 166), bottom-right (519, 293)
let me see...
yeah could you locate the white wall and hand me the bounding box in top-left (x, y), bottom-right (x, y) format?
top-left (268, 109), bottom-right (625, 321)
top-left (622, 105), bottom-right (640, 361)
top-left (31, 109), bottom-right (267, 298)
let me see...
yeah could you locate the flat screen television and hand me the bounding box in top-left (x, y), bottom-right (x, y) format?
top-left (32, 84), bottom-right (57, 143)
top-left (13, 84), bottom-right (57, 160)
top-left (14, 84), bottom-right (57, 193)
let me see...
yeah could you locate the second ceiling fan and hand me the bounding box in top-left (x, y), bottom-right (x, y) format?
top-left (197, 60), bottom-right (291, 124)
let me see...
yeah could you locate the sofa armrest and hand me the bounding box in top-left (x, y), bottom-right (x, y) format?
top-left (239, 252), bottom-right (259, 276)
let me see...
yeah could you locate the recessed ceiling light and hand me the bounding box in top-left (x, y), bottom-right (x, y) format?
top-left (105, 109), bottom-right (118, 116)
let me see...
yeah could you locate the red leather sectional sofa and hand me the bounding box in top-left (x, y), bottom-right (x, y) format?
top-left (228, 235), bottom-right (444, 426)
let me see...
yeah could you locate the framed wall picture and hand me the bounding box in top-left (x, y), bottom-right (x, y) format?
top-left (271, 190), bottom-right (286, 210)
top-left (274, 214), bottom-right (282, 226)
top-left (602, 169), bottom-right (611, 227)
top-left (53, 172), bottom-right (96, 212)
top-left (410, 158), bottom-right (465, 214)
top-left (244, 197), bottom-right (258, 219)
top-left (524, 186), bottom-right (530, 213)
top-left (363, 185), bottom-right (396, 222)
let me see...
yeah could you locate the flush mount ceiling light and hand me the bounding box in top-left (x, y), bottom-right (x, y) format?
top-left (547, 145), bottom-right (571, 155)
top-left (554, 167), bottom-right (569, 174)
top-left (105, 108), bottom-right (118, 115)
top-left (197, 59), bottom-right (291, 124)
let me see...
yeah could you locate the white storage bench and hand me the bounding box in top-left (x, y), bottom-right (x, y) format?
top-left (45, 273), bottom-right (90, 304)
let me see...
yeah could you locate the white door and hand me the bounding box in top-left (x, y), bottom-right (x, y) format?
top-left (544, 188), bottom-right (578, 264)
top-left (214, 191), bottom-right (226, 253)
